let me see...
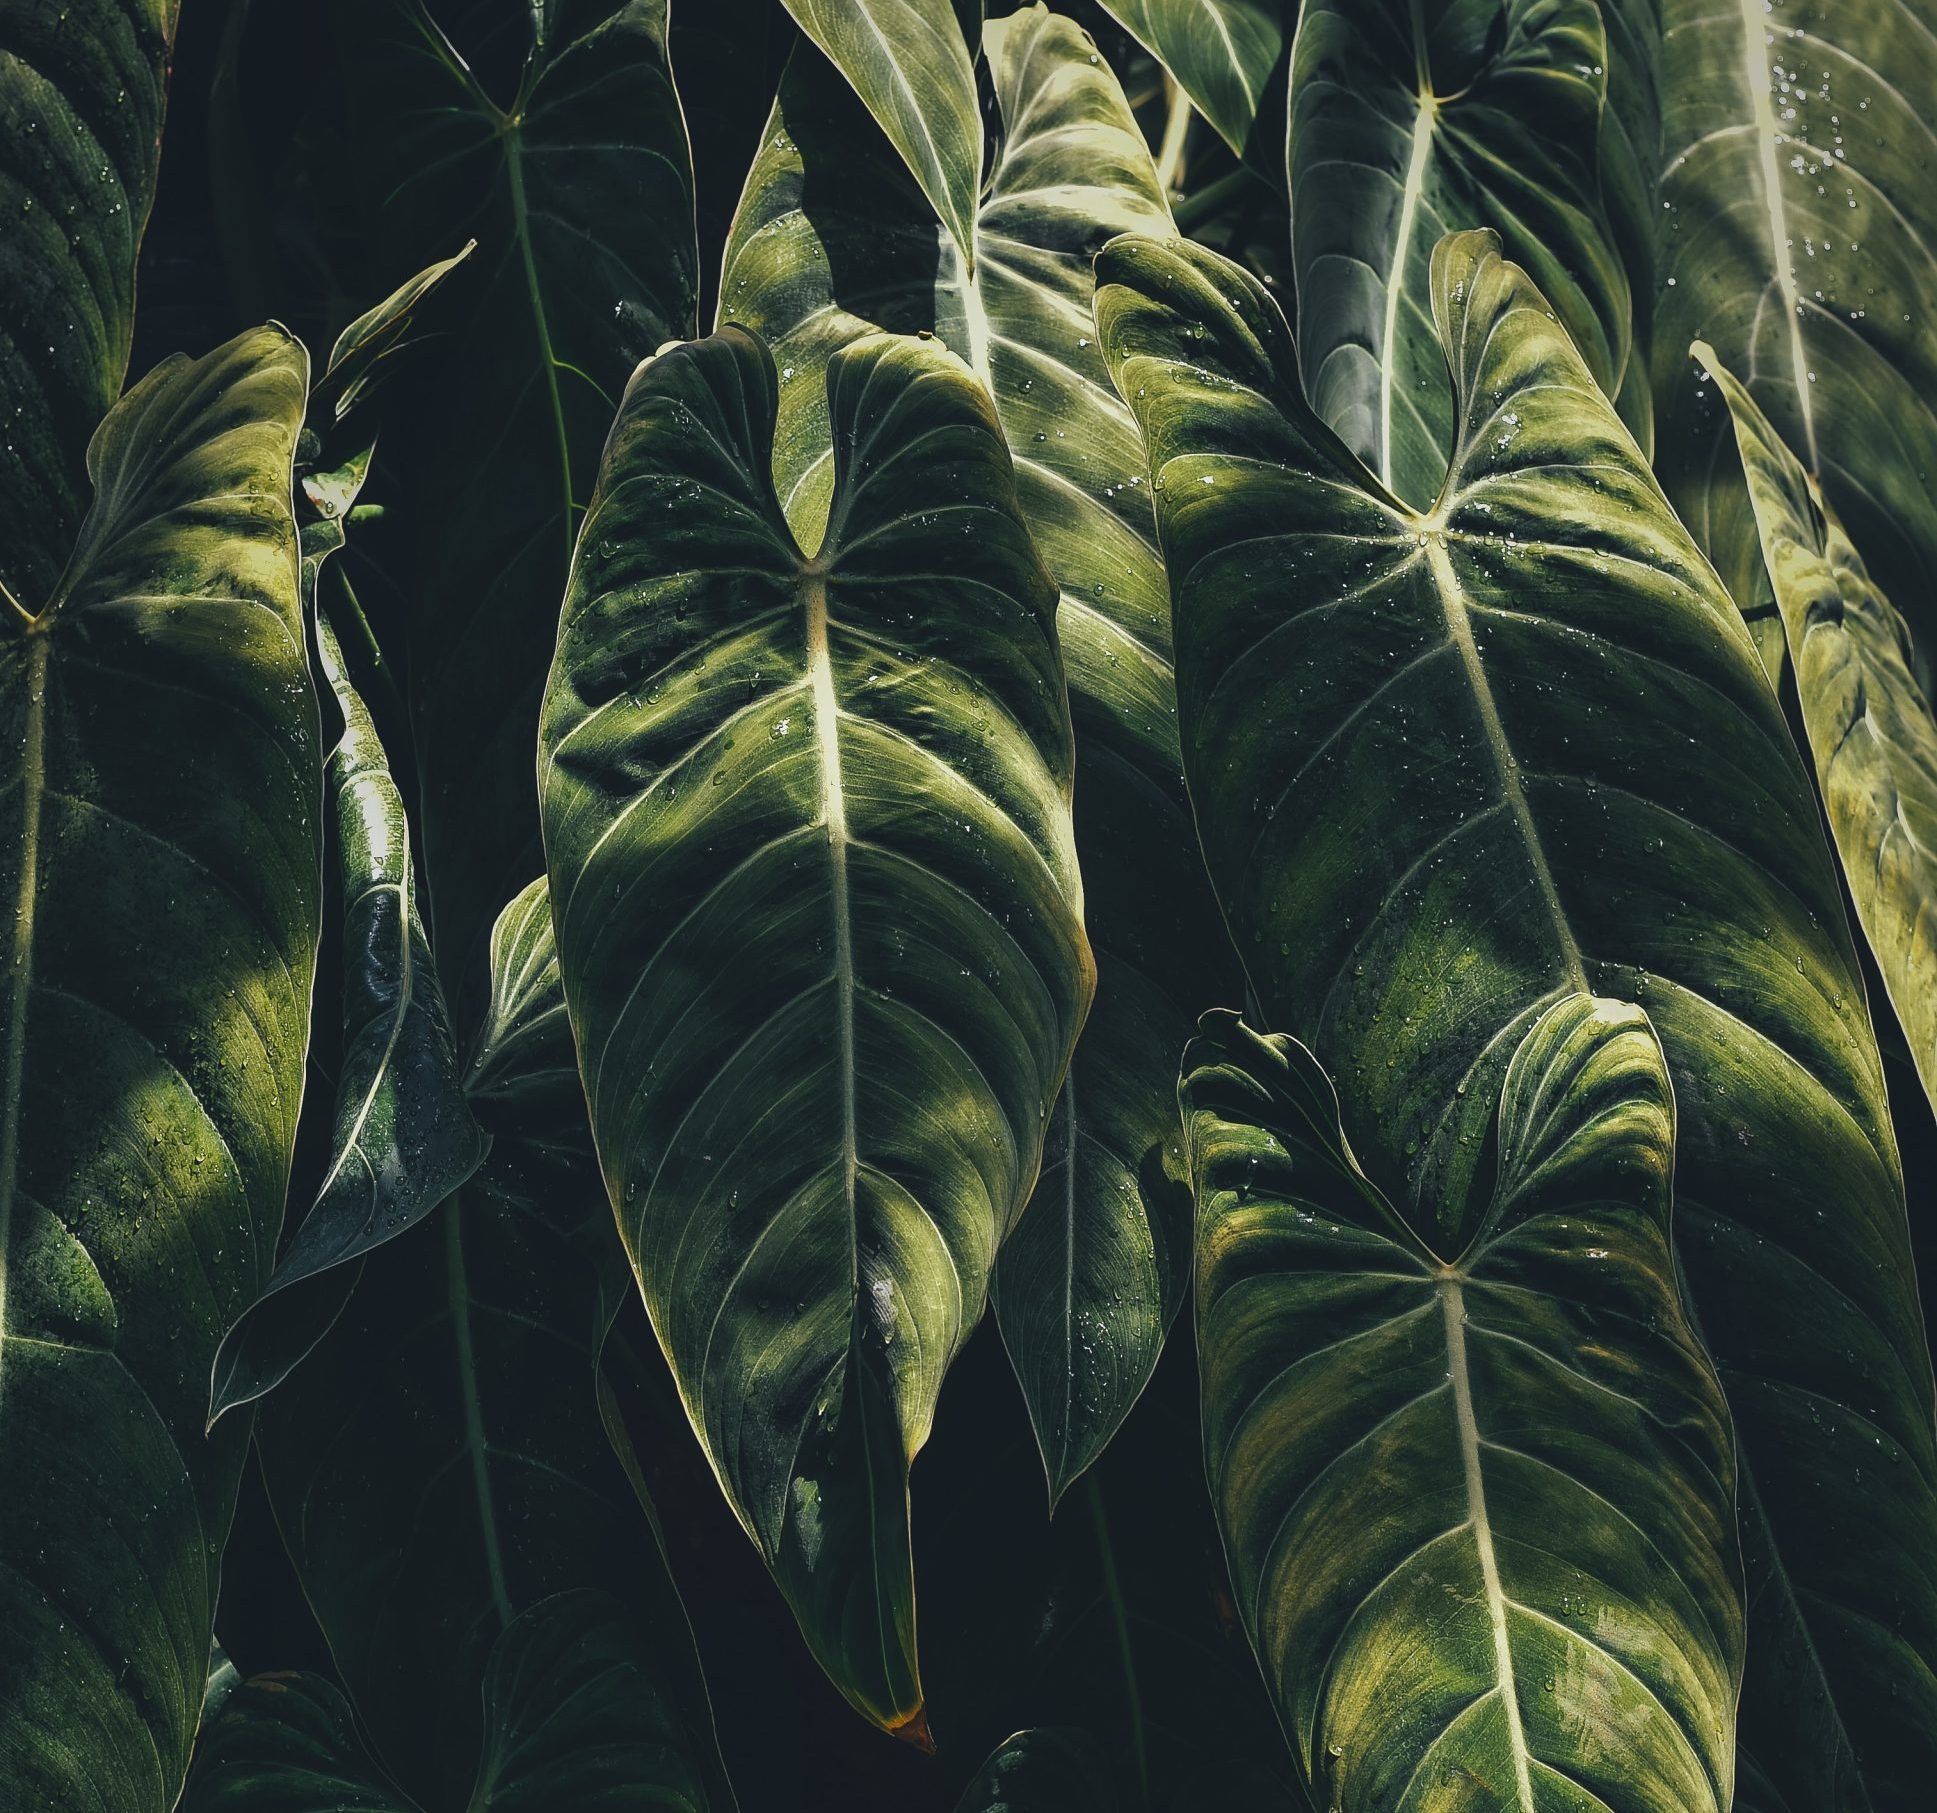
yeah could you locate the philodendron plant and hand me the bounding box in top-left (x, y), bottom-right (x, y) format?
top-left (4, 2), bottom-right (1936, 1809)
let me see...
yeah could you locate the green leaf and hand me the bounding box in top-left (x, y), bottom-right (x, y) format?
top-left (723, 2), bottom-right (1235, 1505)
top-left (1183, 998), bottom-right (1743, 1808)
top-left (0, 0), bottom-right (177, 612)
top-left (206, 605), bottom-right (488, 1420)
top-left (337, 0), bottom-right (697, 1007)
top-left (1699, 350), bottom-right (1937, 1132)
top-left (538, 325), bottom-right (1092, 1733)
top-left (186, 1592), bottom-right (724, 1813)
top-left (1287, 0), bottom-right (1637, 509)
top-left (257, 884), bottom-right (731, 1812)
top-left (1095, 1), bottom-right (1293, 167)
top-left (1654, 0), bottom-right (1937, 668)
top-left (954, 1729), bottom-right (1120, 1813)
top-left (1098, 225), bottom-right (1937, 1806)
top-left (775, 0), bottom-right (981, 267)
top-left (0, 326), bottom-right (319, 1808)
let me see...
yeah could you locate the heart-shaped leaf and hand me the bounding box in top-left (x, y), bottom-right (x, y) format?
top-left (1184, 997), bottom-right (1743, 1809)
top-left (1095, 1), bottom-right (1293, 167)
top-left (0, 0), bottom-right (176, 612)
top-left (1698, 348), bottom-right (1937, 1129)
top-left (538, 324), bottom-right (1092, 1733)
top-left (1098, 224), bottom-right (1937, 1806)
top-left (0, 325), bottom-right (319, 1809)
top-left (335, 0), bottom-right (697, 1006)
top-left (1287, 0), bottom-right (1638, 508)
top-left (1653, 0), bottom-right (1937, 668)
top-left (723, 3), bottom-right (1236, 1504)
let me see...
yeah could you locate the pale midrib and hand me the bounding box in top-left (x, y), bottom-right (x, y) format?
top-left (953, 230), bottom-right (996, 397)
top-left (1438, 1272), bottom-right (1536, 1811)
top-left (503, 128), bottom-right (578, 565)
top-left (803, 572), bottom-right (859, 1287)
top-left (446, 1204), bottom-right (514, 1627)
top-left (1424, 535), bottom-right (1588, 991)
top-left (0, 633), bottom-right (49, 1388)
top-left (1381, 90), bottom-right (1439, 491)
top-left (1738, 0), bottom-right (1820, 468)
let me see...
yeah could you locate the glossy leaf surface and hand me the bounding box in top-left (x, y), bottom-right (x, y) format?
top-left (1288, 0), bottom-right (1636, 508)
top-left (338, 0), bottom-right (697, 1007)
top-left (954, 1729), bottom-right (1120, 1813)
top-left (777, 0), bottom-right (981, 267)
top-left (1185, 999), bottom-right (1743, 1809)
top-left (723, 4), bottom-right (1233, 1502)
top-left (1099, 225), bottom-right (1937, 1806)
top-left (1702, 347), bottom-right (1937, 1125)
top-left (0, 327), bottom-right (319, 1809)
top-left (1654, 0), bottom-right (1937, 666)
top-left (0, 0), bottom-right (176, 610)
top-left (539, 326), bottom-right (1091, 1732)
top-left (1096, 0), bottom-right (1292, 165)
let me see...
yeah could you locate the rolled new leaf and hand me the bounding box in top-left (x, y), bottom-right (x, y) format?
top-left (539, 325), bottom-right (1092, 1733)
top-left (1288, 0), bottom-right (1638, 508)
top-left (0, 327), bottom-right (320, 1808)
top-left (1655, 0), bottom-right (1937, 668)
top-left (1183, 998), bottom-right (1743, 1808)
top-left (184, 1592), bottom-right (725, 1812)
top-left (207, 607), bottom-right (487, 1418)
top-left (0, 0), bottom-right (176, 611)
top-left (1095, 1), bottom-right (1292, 167)
top-left (1698, 348), bottom-right (1937, 1122)
top-left (1098, 226), bottom-right (1937, 1802)
top-left (724, 3), bottom-right (1236, 1503)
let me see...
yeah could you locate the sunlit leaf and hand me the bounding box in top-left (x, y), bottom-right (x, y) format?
top-left (1095, 0), bottom-right (1292, 167)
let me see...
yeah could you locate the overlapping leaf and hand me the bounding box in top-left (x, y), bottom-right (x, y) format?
top-left (1098, 225), bottom-right (1937, 1806)
top-left (257, 882), bottom-right (730, 1811)
top-left (538, 326), bottom-right (1091, 1733)
top-left (1287, 0), bottom-right (1638, 508)
top-left (0, 0), bottom-right (176, 611)
top-left (1654, 0), bottom-right (1937, 672)
top-left (1185, 998), bottom-right (1742, 1808)
top-left (0, 327), bottom-right (319, 1809)
top-left (1096, 0), bottom-right (1293, 166)
top-left (1700, 348), bottom-right (1937, 1123)
top-left (336, 0), bottom-right (697, 1008)
top-left (185, 1592), bottom-right (724, 1813)
top-left (723, 3), bottom-right (1235, 1502)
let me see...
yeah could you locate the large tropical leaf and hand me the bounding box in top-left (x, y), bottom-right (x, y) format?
top-left (0, 0), bottom-right (176, 611)
top-left (1098, 226), bottom-right (1937, 1806)
top-left (1700, 347), bottom-right (1937, 1122)
top-left (1654, 0), bottom-right (1937, 670)
top-left (1184, 998), bottom-right (1743, 1808)
top-left (1287, 0), bottom-right (1638, 509)
top-left (208, 607), bottom-right (487, 1417)
top-left (776, 0), bottom-right (981, 267)
top-left (336, 0), bottom-right (697, 1010)
top-left (184, 1591), bottom-right (725, 1813)
top-left (257, 883), bottom-right (730, 1812)
top-left (1095, 1), bottom-right (1293, 166)
top-left (0, 326), bottom-right (319, 1808)
top-left (722, 2), bottom-right (1235, 1504)
top-left (538, 325), bottom-right (1091, 1734)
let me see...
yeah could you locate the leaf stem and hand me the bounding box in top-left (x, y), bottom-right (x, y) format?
top-left (1154, 76), bottom-right (1193, 195)
top-left (1171, 166), bottom-right (1256, 233)
top-left (1085, 1474), bottom-right (1150, 1800)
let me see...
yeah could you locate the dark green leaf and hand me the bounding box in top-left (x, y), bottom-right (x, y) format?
top-left (0, 326), bottom-right (319, 1809)
top-left (776, 0), bottom-right (981, 266)
top-left (1184, 998), bottom-right (1743, 1807)
top-left (723, 2), bottom-right (1235, 1505)
top-left (1654, 0), bottom-right (1937, 671)
top-left (1098, 224), bottom-right (1937, 1809)
top-left (1095, 1), bottom-right (1292, 167)
top-left (0, 0), bottom-right (177, 612)
top-left (954, 1728), bottom-right (1120, 1813)
top-left (336, 0), bottom-right (697, 1007)
top-left (538, 325), bottom-right (1091, 1733)
top-left (1287, 0), bottom-right (1637, 509)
